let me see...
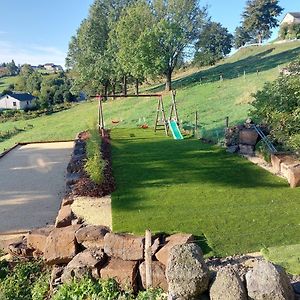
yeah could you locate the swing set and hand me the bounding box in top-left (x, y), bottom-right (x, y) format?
top-left (95, 91), bottom-right (182, 139)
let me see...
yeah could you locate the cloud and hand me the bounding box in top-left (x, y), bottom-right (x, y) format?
top-left (0, 40), bottom-right (66, 67)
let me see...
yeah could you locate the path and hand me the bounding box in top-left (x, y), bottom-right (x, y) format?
top-left (0, 142), bottom-right (73, 237)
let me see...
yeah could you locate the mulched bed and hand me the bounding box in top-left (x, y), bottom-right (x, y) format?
top-left (70, 130), bottom-right (115, 198)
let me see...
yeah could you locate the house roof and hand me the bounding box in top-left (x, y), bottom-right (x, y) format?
top-left (289, 12), bottom-right (300, 18)
top-left (1, 92), bottom-right (35, 102)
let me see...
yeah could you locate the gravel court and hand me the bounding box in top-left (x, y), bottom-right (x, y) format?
top-left (0, 142), bottom-right (73, 236)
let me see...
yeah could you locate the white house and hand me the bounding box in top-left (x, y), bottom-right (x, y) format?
top-left (0, 92), bottom-right (35, 110)
top-left (43, 63), bottom-right (63, 72)
top-left (281, 12), bottom-right (300, 25)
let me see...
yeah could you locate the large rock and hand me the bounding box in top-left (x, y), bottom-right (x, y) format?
top-left (288, 165), bottom-right (300, 188)
top-left (246, 260), bottom-right (295, 300)
top-left (239, 129), bottom-right (258, 146)
top-left (280, 156), bottom-right (299, 181)
top-left (61, 248), bottom-right (106, 283)
top-left (55, 205), bottom-right (74, 228)
top-left (139, 261), bottom-right (168, 291)
top-left (75, 225), bottom-right (110, 249)
top-left (8, 238), bottom-right (33, 257)
top-left (0, 235), bottom-right (25, 254)
top-left (239, 144), bottom-right (255, 155)
top-left (44, 225), bottom-right (81, 265)
top-left (27, 225), bottom-right (54, 253)
top-left (271, 154), bottom-right (286, 174)
top-left (166, 243), bottom-right (209, 299)
top-left (210, 266), bottom-right (247, 300)
top-left (104, 233), bottom-right (144, 261)
top-left (100, 258), bottom-right (138, 290)
top-left (155, 233), bottom-right (194, 266)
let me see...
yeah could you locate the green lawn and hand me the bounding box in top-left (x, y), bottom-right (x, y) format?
top-left (0, 76), bottom-right (19, 92)
top-left (111, 129), bottom-right (300, 257)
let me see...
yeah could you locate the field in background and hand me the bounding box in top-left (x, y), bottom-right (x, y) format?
top-left (0, 76), bottom-right (19, 92)
top-left (1, 42), bottom-right (300, 152)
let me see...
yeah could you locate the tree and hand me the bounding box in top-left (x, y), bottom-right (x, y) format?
top-left (6, 60), bottom-right (19, 76)
top-left (138, 0), bottom-right (208, 91)
top-left (194, 22), bottom-right (233, 66)
top-left (234, 26), bottom-right (252, 48)
top-left (241, 0), bottom-right (283, 44)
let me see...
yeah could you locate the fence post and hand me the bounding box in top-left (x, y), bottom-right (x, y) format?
top-left (145, 229), bottom-right (152, 289)
top-left (225, 116), bottom-right (229, 129)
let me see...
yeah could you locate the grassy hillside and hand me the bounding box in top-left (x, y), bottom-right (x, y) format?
top-left (1, 41), bottom-right (300, 153)
top-left (0, 76), bottom-right (19, 93)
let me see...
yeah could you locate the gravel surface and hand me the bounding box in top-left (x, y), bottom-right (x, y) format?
top-left (0, 142), bottom-right (73, 237)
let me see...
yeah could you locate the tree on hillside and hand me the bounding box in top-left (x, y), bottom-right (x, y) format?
top-left (194, 22), bottom-right (233, 66)
top-left (234, 26), bottom-right (252, 48)
top-left (114, 0), bottom-right (154, 94)
top-left (139, 0), bottom-right (208, 91)
top-left (241, 0), bottom-right (283, 44)
top-left (66, 0), bottom-right (133, 96)
top-left (6, 60), bottom-right (19, 76)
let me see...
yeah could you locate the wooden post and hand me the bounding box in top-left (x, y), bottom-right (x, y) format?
top-left (98, 96), bottom-right (104, 136)
top-left (244, 70), bottom-right (246, 80)
top-left (145, 229), bottom-right (152, 289)
top-left (194, 111), bottom-right (198, 138)
top-left (225, 116), bottom-right (229, 129)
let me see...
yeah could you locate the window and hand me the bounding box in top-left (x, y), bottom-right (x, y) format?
top-left (13, 102), bottom-right (17, 107)
top-left (26, 101), bottom-right (29, 105)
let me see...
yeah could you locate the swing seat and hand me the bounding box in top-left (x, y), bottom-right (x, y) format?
top-left (140, 124), bottom-right (149, 129)
top-left (112, 120), bottom-right (120, 124)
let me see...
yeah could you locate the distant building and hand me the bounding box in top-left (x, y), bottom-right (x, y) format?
top-left (0, 92), bottom-right (35, 110)
top-left (43, 63), bottom-right (63, 72)
top-left (281, 12), bottom-right (300, 25)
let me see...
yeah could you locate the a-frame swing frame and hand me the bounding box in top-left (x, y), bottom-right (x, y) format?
top-left (95, 94), bottom-right (169, 136)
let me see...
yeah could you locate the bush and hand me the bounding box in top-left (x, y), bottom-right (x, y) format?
top-left (251, 57), bottom-right (300, 152)
top-left (0, 260), bottom-right (47, 300)
top-left (84, 128), bottom-right (106, 184)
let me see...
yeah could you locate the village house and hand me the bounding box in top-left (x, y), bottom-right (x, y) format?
top-left (43, 63), bottom-right (63, 72)
top-left (281, 12), bottom-right (300, 25)
top-left (0, 92), bottom-right (35, 110)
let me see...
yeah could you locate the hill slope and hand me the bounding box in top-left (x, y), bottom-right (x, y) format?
top-left (1, 41), bottom-right (300, 152)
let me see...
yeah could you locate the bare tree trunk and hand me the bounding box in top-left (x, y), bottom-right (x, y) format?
top-left (123, 75), bottom-right (127, 96)
top-left (165, 69), bottom-right (172, 91)
top-left (135, 78), bottom-right (139, 95)
top-left (103, 82), bottom-right (108, 100)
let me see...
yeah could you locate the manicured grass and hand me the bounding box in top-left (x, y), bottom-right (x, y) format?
top-left (111, 129), bottom-right (300, 257)
top-left (262, 244), bottom-right (300, 275)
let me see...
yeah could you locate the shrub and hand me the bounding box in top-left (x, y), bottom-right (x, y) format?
top-left (251, 57), bottom-right (300, 152)
top-left (0, 260), bottom-right (46, 300)
top-left (84, 128), bottom-right (106, 184)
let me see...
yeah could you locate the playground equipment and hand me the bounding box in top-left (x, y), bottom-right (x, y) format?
top-left (95, 91), bottom-right (182, 139)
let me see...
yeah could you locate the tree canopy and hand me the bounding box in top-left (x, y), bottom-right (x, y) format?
top-left (240, 0), bottom-right (283, 44)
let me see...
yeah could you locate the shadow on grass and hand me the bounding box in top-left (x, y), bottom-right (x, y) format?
top-left (148, 46), bottom-right (300, 92)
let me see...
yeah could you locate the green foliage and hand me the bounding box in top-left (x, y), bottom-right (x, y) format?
top-left (255, 140), bottom-right (271, 162)
top-left (31, 272), bottom-right (50, 300)
top-left (85, 128), bottom-right (105, 184)
top-left (279, 23), bottom-right (300, 40)
top-left (135, 288), bottom-right (166, 300)
top-left (194, 22), bottom-right (233, 66)
top-left (241, 0), bottom-right (283, 43)
top-left (0, 260), bottom-right (45, 300)
top-left (234, 26), bottom-right (252, 48)
top-left (251, 57), bottom-right (300, 151)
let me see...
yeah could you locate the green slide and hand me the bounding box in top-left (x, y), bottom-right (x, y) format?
top-left (169, 120), bottom-right (184, 140)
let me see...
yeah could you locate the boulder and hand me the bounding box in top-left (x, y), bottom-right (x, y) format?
top-left (226, 145), bottom-right (239, 154)
top-left (55, 205), bottom-right (74, 228)
top-left (239, 144), bottom-right (255, 155)
top-left (139, 261), bottom-right (168, 291)
top-left (288, 165), bottom-right (300, 188)
top-left (8, 238), bottom-right (33, 257)
top-left (155, 233), bottom-right (194, 266)
top-left (246, 260), bottom-right (295, 300)
top-left (61, 248), bottom-right (106, 283)
top-left (239, 129), bottom-right (258, 146)
top-left (100, 258), bottom-right (138, 290)
top-left (210, 266), bottom-right (247, 300)
top-left (280, 156), bottom-right (299, 181)
top-left (271, 154), bottom-right (285, 174)
top-left (75, 225), bottom-right (110, 249)
top-left (104, 233), bottom-right (144, 261)
top-left (27, 225), bottom-right (54, 253)
top-left (61, 195), bottom-right (75, 206)
top-left (166, 243), bottom-right (209, 299)
top-left (0, 235), bottom-right (25, 253)
top-left (44, 225), bottom-right (81, 265)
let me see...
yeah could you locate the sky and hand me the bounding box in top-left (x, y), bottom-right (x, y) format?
top-left (0, 0), bottom-right (297, 67)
